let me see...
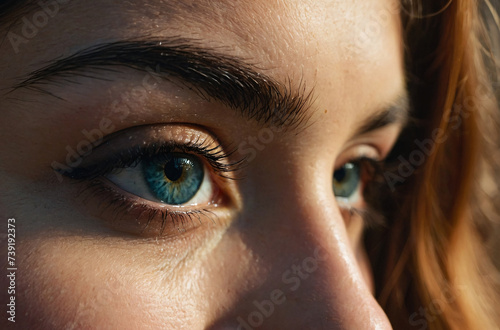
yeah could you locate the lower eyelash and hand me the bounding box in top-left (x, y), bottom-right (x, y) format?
top-left (77, 179), bottom-right (220, 237)
top-left (341, 205), bottom-right (386, 229)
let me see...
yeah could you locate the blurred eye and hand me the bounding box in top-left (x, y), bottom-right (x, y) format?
top-left (333, 162), bottom-right (361, 203)
top-left (107, 152), bottom-right (213, 206)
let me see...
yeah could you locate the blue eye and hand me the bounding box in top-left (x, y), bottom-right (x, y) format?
top-left (143, 153), bottom-right (204, 205)
top-left (333, 162), bottom-right (361, 200)
top-left (106, 152), bottom-right (213, 207)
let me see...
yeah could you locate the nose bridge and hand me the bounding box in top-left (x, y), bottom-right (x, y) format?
top-left (233, 175), bottom-right (392, 329)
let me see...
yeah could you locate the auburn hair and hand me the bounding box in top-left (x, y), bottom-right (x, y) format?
top-left (366, 0), bottom-right (500, 329)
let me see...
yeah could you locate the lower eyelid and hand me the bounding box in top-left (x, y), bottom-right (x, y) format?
top-left (75, 178), bottom-right (225, 238)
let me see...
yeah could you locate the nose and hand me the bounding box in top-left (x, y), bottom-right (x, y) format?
top-left (221, 174), bottom-right (393, 329)
top-left (256, 208), bottom-right (392, 329)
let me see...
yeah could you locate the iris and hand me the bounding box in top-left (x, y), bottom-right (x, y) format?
top-left (333, 163), bottom-right (360, 199)
top-left (143, 153), bottom-right (204, 205)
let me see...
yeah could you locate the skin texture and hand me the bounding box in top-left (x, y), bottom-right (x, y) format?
top-left (0, 0), bottom-right (405, 328)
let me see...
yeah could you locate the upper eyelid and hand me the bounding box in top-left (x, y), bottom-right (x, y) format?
top-left (56, 125), bottom-right (244, 181)
top-left (60, 142), bottom-right (236, 180)
top-left (350, 92), bottom-right (410, 139)
top-left (58, 123), bottom-right (212, 169)
top-left (334, 144), bottom-right (382, 170)
top-left (337, 121), bottom-right (405, 165)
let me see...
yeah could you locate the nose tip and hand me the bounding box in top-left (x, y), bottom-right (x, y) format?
top-left (281, 239), bottom-right (393, 329)
top-left (305, 246), bottom-right (393, 330)
top-left (230, 286), bottom-right (392, 330)
top-left (226, 248), bottom-right (393, 330)
top-left (298, 274), bottom-right (393, 329)
top-left (341, 293), bottom-right (393, 330)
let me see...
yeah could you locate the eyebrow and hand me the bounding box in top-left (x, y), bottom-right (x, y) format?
top-left (11, 38), bottom-right (409, 134)
top-left (352, 93), bottom-right (410, 138)
top-left (11, 39), bottom-right (314, 130)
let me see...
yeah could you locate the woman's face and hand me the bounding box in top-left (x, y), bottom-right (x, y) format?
top-left (1, 0), bottom-right (407, 328)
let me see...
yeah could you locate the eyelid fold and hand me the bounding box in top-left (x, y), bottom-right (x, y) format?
top-left (57, 124), bottom-right (244, 181)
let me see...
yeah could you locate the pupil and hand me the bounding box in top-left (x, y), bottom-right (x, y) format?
top-left (164, 158), bottom-right (184, 182)
top-left (334, 167), bottom-right (346, 183)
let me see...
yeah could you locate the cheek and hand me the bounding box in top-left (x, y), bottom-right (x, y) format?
top-left (14, 235), bottom-right (207, 328)
top-left (2, 175), bottom-right (217, 328)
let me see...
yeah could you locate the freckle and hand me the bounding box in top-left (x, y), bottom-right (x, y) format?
top-left (324, 110), bottom-right (328, 114)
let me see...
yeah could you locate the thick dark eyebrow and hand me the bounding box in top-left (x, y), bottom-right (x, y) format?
top-left (11, 39), bottom-right (314, 130)
top-left (352, 93), bottom-right (410, 137)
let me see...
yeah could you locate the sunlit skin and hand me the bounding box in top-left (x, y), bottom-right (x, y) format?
top-left (0, 0), bottom-right (406, 328)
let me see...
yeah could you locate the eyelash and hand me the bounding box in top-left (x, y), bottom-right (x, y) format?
top-left (62, 140), bottom-right (242, 181)
top-left (61, 139), bottom-right (386, 237)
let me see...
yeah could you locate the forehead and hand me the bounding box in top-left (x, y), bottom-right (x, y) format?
top-left (4, 1), bottom-right (401, 65)
top-left (2, 0), bottom-right (404, 120)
